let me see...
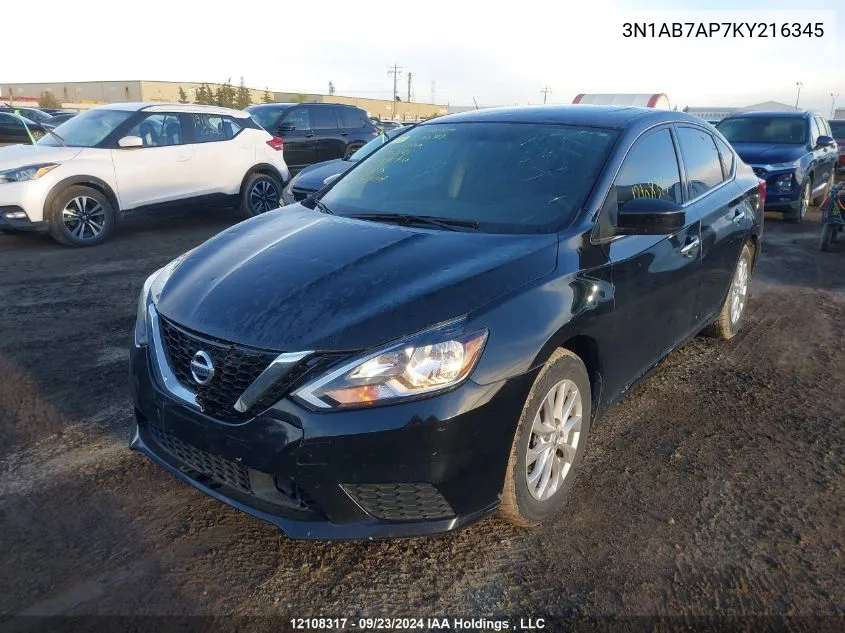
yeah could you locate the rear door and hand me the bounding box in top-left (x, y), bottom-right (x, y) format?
top-left (277, 107), bottom-right (316, 170)
top-left (0, 114), bottom-right (31, 145)
top-left (111, 112), bottom-right (196, 209)
top-left (186, 113), bottom-right (255, 197)
top-left (675, 125), bottom-right (747, 330)
top-left (311, 106), bottom-right (345, 161)
top-left (597, 126), bottom-right (701, 391)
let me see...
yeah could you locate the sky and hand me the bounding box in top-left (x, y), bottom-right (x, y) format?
top-left (5, 0), bottom-right (843, 114)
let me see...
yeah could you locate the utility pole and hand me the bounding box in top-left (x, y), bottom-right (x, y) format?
top-left (541, 85), bottom-right (552, 104)
top-left (795, 81), bottom-right (803, 111)
top-left (407, 72), bottom-right (412, 102)
top-left (387, 63), bottom-right (403, 103)
top-left (831, 93), bottom-right (840, 118)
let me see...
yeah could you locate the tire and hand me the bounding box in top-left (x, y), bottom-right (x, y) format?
top-left (820, 223), bottom-right (845, 252)
top-left (786, 179), bottom-right (811, 224)
top-left (48, 185), bottom-right (115, 247)
top-left (343, 143), bottom-right (364, 160)
top-left (704, 244), bottom-right (752, 340)
top-left (500, 349), bottom-right (592, 528)
top-left (240, 172), bottom-right (282, 218)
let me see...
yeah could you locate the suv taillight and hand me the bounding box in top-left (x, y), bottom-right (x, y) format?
top-left (267, 137), bottom-right (284, 151)
top-left (757, 178), bottom-right (766, 210)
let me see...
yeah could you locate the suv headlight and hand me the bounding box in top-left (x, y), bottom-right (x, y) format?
top-left (294, 320), bottom-right (488, 410)
top-left (134, 254), bottom-right (188, 346)
top-left (0, 163), bottom-right (59, 184)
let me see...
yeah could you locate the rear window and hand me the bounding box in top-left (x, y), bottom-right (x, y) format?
top-left (716, 117), bottom-right (807, 144)
top-left (320, 122), bottom-right (618, 234)
top-left (246, 105), bottom-right (286, 131)
top-left (339, 108), bottom-right (370, 129)
top-left (830, 121), bottom-right (845, 138)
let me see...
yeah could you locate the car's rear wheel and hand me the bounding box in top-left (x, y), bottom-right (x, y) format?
top-left (787, 178), bottom-right (811, 223)
top-left (705, 244), bottom-right (752, 340)
top-left (500, 348), bottom-right (592, 527)
top-left (48, 185), bottom-right (115, 247)
top-left (820, 223), bottom-right (844, 252)
top-left (241, 172), bottom-right (282, 218)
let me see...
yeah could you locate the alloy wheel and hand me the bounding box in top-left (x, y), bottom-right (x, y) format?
top-left (249, 179), bottom-right (279, 214)
top-left (525, 379), bottom-right (582, 501)
top-left (730, 256), bottom-right (749, 324)
top-left (62, 196), bottom-right (106, 240)
top-left (800, 182), bottom-right (810, 218)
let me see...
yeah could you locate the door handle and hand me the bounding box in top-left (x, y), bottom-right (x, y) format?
top-left (304, 133), bottom-right (315, 138)
top-left (340, 132), bottom-right (349, 136)
top-left (732, 209), bottom-right (746, 224)
top-left (679, 237), bottom-right (700, 257)
top-left (176, 156), bottom-right (191, 163)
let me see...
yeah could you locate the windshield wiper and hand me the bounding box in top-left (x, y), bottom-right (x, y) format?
top-left (307, 196), bottom-right (334, 215)
top-left (43, 127), bottom-right (67, 147)
top-left (347, 213), bottom-right (478, 232)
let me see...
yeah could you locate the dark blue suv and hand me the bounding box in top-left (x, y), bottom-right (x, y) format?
top-left (716, 111), bottom-right (838, 223)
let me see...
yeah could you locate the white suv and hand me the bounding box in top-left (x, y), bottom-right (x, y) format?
top-left (0, 102), bottom-right (289, 246)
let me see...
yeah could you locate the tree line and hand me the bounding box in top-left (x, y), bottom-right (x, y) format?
top-left (178, 77), bottom-right (274, 109)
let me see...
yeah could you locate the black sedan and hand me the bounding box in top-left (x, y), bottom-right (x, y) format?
top-left (281, 126), bottom-right (409, 205)
top-left (0, 112), bottom-right (53, 146)
top-left (129, 106), bottom-right (763, 540)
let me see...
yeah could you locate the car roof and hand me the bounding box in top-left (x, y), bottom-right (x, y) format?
top-left (248, 102), bottom-right (360, 109)
top-left (422, 105), bottom-right (707, 129)
top-left (720, 111), bottom-right (809, 120)
top-left (94, 102), bottom-right (251, 118)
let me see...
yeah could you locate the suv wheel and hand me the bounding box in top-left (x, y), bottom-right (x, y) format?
top-left (788, 179), bottom-right (811, 223)
top-left (820, 223), bottom-right (844, 252)
top-left (500, 349), bottom-right (592, 527)
top-left (705, 244), bottom-right (752, 339)
top-left (48, 185), bottom-right (115, 247)
top-left (344, 143), bottom-right (364, 160)
top-left (241, 172), bottom-right (282, 218)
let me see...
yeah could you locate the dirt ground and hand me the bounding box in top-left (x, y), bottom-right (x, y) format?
top-left (0, 202), bottom-right (843, 629)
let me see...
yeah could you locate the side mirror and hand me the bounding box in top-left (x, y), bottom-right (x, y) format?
top-left (617, 197), bottom-right (686, 235)
top-left (118, 135), bottom-right (144, 149)
top-left (816, 135), bottom-right (836, 149)
top-left (277, 124), bottom-right (296, 133)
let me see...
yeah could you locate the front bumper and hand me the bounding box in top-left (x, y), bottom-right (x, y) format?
top-left (0, 177), bottom-right (53, 226)
top-left (129, 340), bottom-right (535, 540)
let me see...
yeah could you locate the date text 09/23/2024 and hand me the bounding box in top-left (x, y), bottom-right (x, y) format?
top-left (289, 617), bottom-right (547, 630)
top-left (622, 22), bottom-right (824, 38)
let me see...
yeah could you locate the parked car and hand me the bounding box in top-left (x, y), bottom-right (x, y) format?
top-left (46, 112), bottom-right (77, 126)
top-left (8, 107), bottom-right (54, 126)
top-left (39, 108), bottom-right (70, 116)
top-left (0, 102), bottom-right (288, 246)
top-left (0, 112), bottom-right (53, 146)
top-left (247, 103), bottom-right (379, 173)
top-left (830, 119), bottom-right (845, 174)
top-left (129, 106), bottom-right (763, 540)
top-left (716, 111), bottom-right (838, 222)
top-left (281, 126), bottom-right (410, 205)
top-left (380, 120), bottom-right (404, 131)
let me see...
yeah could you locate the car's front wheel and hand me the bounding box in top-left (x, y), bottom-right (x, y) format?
top-left (241, 172), bottom-right (282, 218)
top-left (48, 185), bottom-right (115, 247)
top-left (500, 349), bottom-right (592, 527)
top-left (787, 178), bottom-right (811, 223)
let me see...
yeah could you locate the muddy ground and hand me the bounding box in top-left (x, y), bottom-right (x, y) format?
top-left (0, 203), bottom-right (843, 630)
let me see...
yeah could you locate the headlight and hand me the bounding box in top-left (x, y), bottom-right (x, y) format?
top-left (133, 254), bottom-right (188, 346)
top-left (775, 174), bottom-right (794, 191)
top-left (0, 163), bottom-right (59, 184)
top-left (767, 160), bottom-right (800, 170)
top-left (293, 321), bottom-right (488, 410)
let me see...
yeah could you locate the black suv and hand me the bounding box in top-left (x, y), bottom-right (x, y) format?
top-left (247, 103), bottom-right (379, 173)
top-left (716, 111), bottom-right (838, 222)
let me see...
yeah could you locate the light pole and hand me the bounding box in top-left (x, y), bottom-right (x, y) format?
top-left (794, 82), bottom-right (803, 111)
top-left (831, 93), bottom-right (840, 118)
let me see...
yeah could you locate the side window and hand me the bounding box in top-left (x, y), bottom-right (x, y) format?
top-left (311, 107), bottom-right (338, 129)
top-left (222, 117), bottom-right (242, 139)
top-left (714, 136), bottom-right (735, 179)
top-left (809, 117), bottom-right (820, 145)
top-left (127, 113), bottom-right (183, 147)
top-left (815, 116), bottom-right (829, 138)
top-left (0, 115), bottom-right (21, 131)
top-left (676, 127), bottom-right (725, 198)
top-left (339, 107), bottom-right (367, 129)
top-left (614, 129), bottom-right (683, 212)
top-left (189, 114), bottom-right (226, 143)
top-left (282, 108), bottom-right (311, 131)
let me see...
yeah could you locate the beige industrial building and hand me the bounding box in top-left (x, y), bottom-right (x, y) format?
top-left (0, 80), bottom-right (447, 121)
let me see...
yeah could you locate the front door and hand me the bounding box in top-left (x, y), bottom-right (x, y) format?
top-left (278, 107), bottom-right (316, 171)
top-left (112, 112), bottom-right (195, 209)
top-left (595, 126), bottom-right (701, 396)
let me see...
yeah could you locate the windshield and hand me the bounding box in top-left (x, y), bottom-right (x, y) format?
top-left (349, 129), bottom-right (404, 161)
top-left (21, 109), bottom-right (52, 124)
top-left (38, 109), bottom-right (134, 147)
top-left (830, 121), bottom-right (845, 138)
top-left (320, 122), bottom-right (618, 233)
top-left (246, 105), bottom-right (285, 131)
top-left (716, 117), bottom-right (807, 144)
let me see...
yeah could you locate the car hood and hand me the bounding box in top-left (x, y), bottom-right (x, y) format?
top-left (156, 207), bottom-right (558, 352)
top-left (292, 159), bottom-right (351, 192)
top-left (730, 143), bottom-right (806, 166)
top-left (0, 144), bottom-right (83, 171)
